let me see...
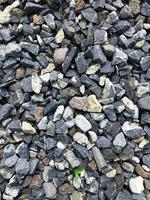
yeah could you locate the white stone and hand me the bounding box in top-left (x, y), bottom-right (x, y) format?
top-left (113, 132), bottom-right (127, 147)
top-left (22, 121), bottom-right (36, 134)
top-left (63, 106), bottom-right (74, 121)
top-left (75, 114), bottom-right (92, 132)
top-left (88, 131), bottom-right (97, 143)
top-left (53, 105), bottom-right (64, 122)
top-left (129, 176), bottom-right (144, 194)
top-left (31, 74), bottom-right (42, 94)
top-left (73, 132), bottom-right (89, 146)
top-left (106, 169), bottom-right (116, 177)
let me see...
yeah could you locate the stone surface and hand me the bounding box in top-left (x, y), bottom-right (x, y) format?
top-left (69, 96), bottom-right (88, 111)
top-left (22, 121), bottom-right (36, 134)
top-left (43, 182), bottom-right (57, 198)
top-left (87, 95), bottom-right (102, 113)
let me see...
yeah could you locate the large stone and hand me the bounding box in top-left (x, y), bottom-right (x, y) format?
top-left (15, 158), bottom-right (30, 175)
top-left (43, 182), bottom-right (57, 199)
top-left (0, 104), bottom-right (14, 121)
top-left (122, 121), bottom-right (145, 139)
top-left (87, 95), bottom-right (102, 113)
top-left (69, 96), bottom-right (88, 111)
top-left (22, 121), bottom-right (36, 134)
top-left (129, 176), bottom-right (144, 194)
top-left (54, 48), bottom-right (68, 65)
top-left (73, 132), bottom-right (89, 146)
top-left (140, 56), bottom-right (150, 71)
top-left (64, 150), bottom-right (80, 168)
top-left (20, 42), bottom-right (39, 56)
top-left (75, 114), bottom-right (92, 132)
top-left (81, 8), bottom-right (98, 23)
top-left (44, 14), bottom-right (55, 29)
top-left (113, 48), bottom-right (128, 65)
top-left (141, 2), bottom-right (150, 17)
top-left (138, 95), bottom-right (150, 111)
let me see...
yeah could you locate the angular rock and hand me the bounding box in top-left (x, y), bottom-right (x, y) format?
top-left (113, 48), bottom-right (128, 65)
top-left (20, 42), bottom-right (39, 56)
top-left (138, 95), bottom-right (150, 111)
top-left (0, 104), bottom-right (14, 121)
top-left (31, 74), bottom-right (42, 94)
top-left (44, 14), bottom-right (55, 29)
top-left (64, 150), bottom-right (80, 168)
top-left (69, 96), bottom-right (88, 111)
top-left (43, 182), bottom-right (57, 199)
top-left (87, 95), bottom-right (102, 113)
top-left (54, 48), bottom-right (68, 65)
top-left (15, 158), bottom-right (30, 175)
top-left (24, 2), bottom-right (43, 15)
top-left (55, 29), bottom-right (64, 44)
top-left (75, 53), bottom-right (88, 74)
top-left (22, 121), bottom-right (36, 134)
top-left (73, 132), bottom-right (89, 146)
top-left (81, 8), bottom-right (98, 23)
top-left (113, 132), bottom-right (126, 148)
top-left (5, 43), bottom-right (21, 56)
top-left (141, 2), bottom-right (150, 17)
top-left (140, 56), bottom-right (150, 71)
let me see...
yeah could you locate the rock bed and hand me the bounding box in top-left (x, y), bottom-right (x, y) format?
top-left (0, 0), bottom-right (150, 199)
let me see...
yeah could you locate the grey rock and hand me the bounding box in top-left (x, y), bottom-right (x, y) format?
top-left (5, 183), bottom-right (20, 198)
top-left (141, 112), bottom-right (150, 124)
top-left (5, 154), bottom-right (18, 167)
top-left (44, 14), bottom-right (55, 29)
top-left (96, 136), bottom-right (111, 148)
top-left (0, 104), bottom-right (14, 121)
top-left (73, 143), bottom-right (89, 158)
top-left (3, 144), bottom-right (15, 159)
top-left (15, 142), bottom-right (29, 159)
top-left (0, 44), bottom-right (6, 61)
top-left (128, 50), bottom-right (144, 64)
top-left (120, 5), bottom-right (133, 19)
top-left (94, 0), bottom-right (105, 9)
top-left (114, 20), bottom-right (131, 33)
top-left (142, 154), bottom-right (150, 168)
top-left (92, 147), bottom-right (107, 172)
top-left (20, 42), bottom-right (39, 56)
top-left (119, 144), bottom-right (134, 161)
top-left (85, 179), bottom-right (99, 194)
top-left (93, 45), bottom-right (107, 63)
top-left (116, 190), bottom-right (132, 200)
top-left (38, 116), bottom-right (48, 130)
top-left (113, 48), bottom-right (128, 65)
top-left (15, 158), bottom-right (30, 175)
top-left (81, 8), bottom-right (98, 23)
top-left (43, 182), bottom-right (57, 199)
top-left (24, 2), bottom-right (43, 15)
top-left (62, 46), bottom-right (77, 72)
top-left (141, 2), bottom-right (150, 17)
top-left (44, 137), bottom-right (55, 150)
top-left (122, 121), bottom-right (145, 139)
top-left (75, 53), bottom-right (88, 74)
top-left (7, 120), bottom-right (21, 131)
top-left (75, 114), bottom-right (92, 132)
top-left (21, 77), bottom-right (33, 93)
top-left (46, 121), bottom-right (55, 136)
top-left (138, 95), bottom-right (150, 111)
top-left (64, 150), bottom-right (80, 168)
top-left (55, 119), bottom-right (68, 134)
top-left (113, 132), bottom-right (126, 148)
top-left (29, 158), bottom-right (39, 174)
top-left (94, 29), bottom-right (107, 45)
top-left (5, 43), bottom-right (21, 56)
top-left (140, 56), bottom-right (150, 71)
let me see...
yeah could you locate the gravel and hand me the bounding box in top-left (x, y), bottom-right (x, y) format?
top-left (0, 0), bottom-right (150, 199)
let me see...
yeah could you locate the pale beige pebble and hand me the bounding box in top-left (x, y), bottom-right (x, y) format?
top-left (33, 14), bottom-right (43, 25)
top-left (41, 63), bottom-right (55, 75)
top-left (54, 48), bottom-right (68, 65)
top-left (139, 138), bottom-right (149, 149)
top-left (71, 190), bottom-right (83, 200)
top-left (134, 40), bottom-right (145, 48)
top-left (86, 64), bottom-right (100, 75)
top-left (144, 23), bottom-right (150, 30)
top-left (129, 176), bottom-right (144, 194)
top-left (0, 0), bottom-right (20, 24)
top-left (73, 132), bottom-right (89, 146)
top-left (129, 0), bottom-right (140, 15)
top-left (106, 169), bottom-right (116, 177)
top-left (55, 28), bottom-right (65, 44)
top-left (31, 74), bottom-right (42, 94)
top-left (99, 75), bottom-right (106, 86)
top-left (103, 43), bottom-right (115, 56)
top-left (136, 84), bottom-right (150, 97)
top-left (22, 121), bottom-right (36, 134)
top-left (87, 95), bottom-right (102, 113)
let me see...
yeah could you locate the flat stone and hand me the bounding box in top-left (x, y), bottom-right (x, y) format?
top-left (69, 96), bottom-right (88, 111)
top-left (55, 28), bottom-right (65, 44)
top-left (87, 95), bottom-right (102, 112)
top-left (138, 95), bottom-right (150, 111)
top-left (92, 147), bottom-right (107, 172)
top-left (15, 158), bottom-right (30, 175)
top-left (96, 136), bottom-right (111, 148)
top-left (122, 121), bottom-right (145, 139)
top-left (43, 182), bottom-right (57, 198)
top-left (31, 74), bottom-right (42, 94)
top-left (7, 120), bottom-right (22, 131)
top-left (20, 42), bottom-right (39, 56)
top-left (81, 8), bottom-right (98, 23)
top-left (113, 132), bottom-right (126, 148)
top-left (73, 132), bottom-right (89, 146)
top-left (22, 121), bottom-right (36, 134)
top-left (54, 48), bottom-right (68, 65)
top-left (75, 114), bottom-right (92, 132)
top-left (75, 53), bottom-right (88, 74)
top-left (129, 176), bottom-right (144, 194)
top-left (64, 150), bottom-right (80, 168)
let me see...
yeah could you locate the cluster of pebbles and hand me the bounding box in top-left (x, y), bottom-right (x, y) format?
top-left (0, 0), bottom-right (150, 199)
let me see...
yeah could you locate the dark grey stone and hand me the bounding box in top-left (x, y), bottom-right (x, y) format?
top-left (24, 2), bottom-right (43, 15)
top-left (138, 95), bottom-right (150, 111)
top-left (141, 2), bottom-right (150, 17)
top-left (20, 42), bottom-right (39, 56)
top-left (7, 120), bottom-right (22, 132)
top-left (75, 53), bottom-right (88, 74)
top-left (92, 45), bottom-right (106, 63)
top-left (21, 77), bottom-right (33, 93)
top-left (0, 104), bottom-right (14, 121)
